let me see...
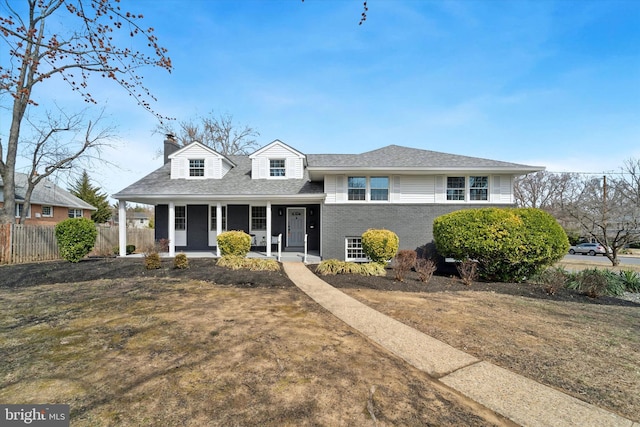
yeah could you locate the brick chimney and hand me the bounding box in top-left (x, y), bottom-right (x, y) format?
top-left (164, 134), bottom-right (180, 164)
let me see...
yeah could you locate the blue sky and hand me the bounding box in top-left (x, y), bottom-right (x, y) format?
top-left (6, 0), bottom-right (640, 200)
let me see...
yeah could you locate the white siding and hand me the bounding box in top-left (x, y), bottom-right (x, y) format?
top-left (397, 176), bottom-right (433, 203)
top-left (500, 175), bottom-right (513, 203)
top-left (434, 175), bottom-right (445, 203)
top-left (169, 144), bottom-right (232, 179)
top-left (336, 175), bottom-right (347, 202)
top-left (324, 175), bottom-right (337, 203)
top-left (250, 142), bottom-right (305, 179)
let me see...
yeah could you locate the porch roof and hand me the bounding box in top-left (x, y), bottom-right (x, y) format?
top-left (113, 156), bottom-right (324, 203)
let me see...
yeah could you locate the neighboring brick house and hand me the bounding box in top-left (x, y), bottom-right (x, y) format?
top-left (113, 138), bottom-right (543, 260)
top-left (0, 173), bottom-right (96, 225)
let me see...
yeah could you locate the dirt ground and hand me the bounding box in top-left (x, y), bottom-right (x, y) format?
top-left (312, 264), bottom-right (640, 422)
top-left (0, 258), bottom-right (502, 426)
top-left (1, 257), bottom-right (638, 424)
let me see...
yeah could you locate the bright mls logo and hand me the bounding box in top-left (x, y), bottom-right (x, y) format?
top-left (1, 405), bottom-right (69, 426)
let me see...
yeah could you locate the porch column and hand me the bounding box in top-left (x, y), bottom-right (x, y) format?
top-left (118, 200), bottom-right (127, 257)
top-left (216, 202), bottom-right (222, 257)
top-left (266, 201), bottom-right (272, 257)
top-left (168, 202), bottom-right (176, 257)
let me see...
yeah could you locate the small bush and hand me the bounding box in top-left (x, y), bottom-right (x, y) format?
top-left (156, 239), bottom-right (170, 252)
top-left (415, 258), bottom-right (437, 283)
top-left (456, 259), bottom-right (478, 286)
top-left (217, 255), bottom-right (280, 271)
top-left (54, 218), bottom-right (98, 263)
top-left (316, 259), bottom-right (344, 275)
top-left (174, 253), bottom-right (189, 269)
top-left (361, 229), bottom-right (399, 264)
top-left (392, 250), bottom-right (417, 282)
top-left (217, 231), bottom-right (251, 256)
top-left (569, 268), bottom-right (624, 298)
top-left (619, 270), bottom-right (640, 292)
top-left (144, 252), bottom-right (162, 270)
top-left (316, 259), bottom-right (386, 276)
top-left (126, 244), bottom-right (136, 255)
top-left (533, 267), bottom-right (570, 295)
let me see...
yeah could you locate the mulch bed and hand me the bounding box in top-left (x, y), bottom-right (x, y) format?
top-left (1, 257), bottom-right (637, 308)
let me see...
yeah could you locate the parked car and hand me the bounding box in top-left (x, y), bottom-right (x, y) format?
top-left (568, 243), bottom-right (609, 256)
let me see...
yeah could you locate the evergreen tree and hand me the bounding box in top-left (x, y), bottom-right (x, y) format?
top-left (69, 171), bottom-right (112, 224)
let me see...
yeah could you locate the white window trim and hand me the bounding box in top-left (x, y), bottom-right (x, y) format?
top-left (347, 176), bottom-right (390, 202)
top-left (345, 236), bottom-right (369, 262)
top-left (68, 208), bottom-right (83, 218)
top-left (15, 203), bottom-right (31, 218)
top-left (445, 175), bottom-right (490, 202)
top-left (269, 159), bottom-right (287, 178)
top-left (42, 206), bottom-right (53, 217)
top-left (250, 205), bottom-right (267, 232)
top-left (175, 205), bottom-right (186, 231)
top-left (188, 158), bottom-right (206, 178)
top-left (210, 205), bottom-right (227, 232)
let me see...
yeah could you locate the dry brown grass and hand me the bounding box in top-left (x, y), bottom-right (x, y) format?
top-left (0, 277), bottom-right (496, 426)
top-left (342, 288), bottom-right (640, 421)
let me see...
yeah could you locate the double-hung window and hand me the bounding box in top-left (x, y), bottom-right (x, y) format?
top-left (348, 176), bottom-right (389, 201)
top-left (15, 203), bottom-right (31, 218)
top-left (446, 177), bottom-right (466, 201)
top-left (251, 206), bottom-right (267, 231)
top-left (347, 177), bottom-right (367, 201)
top-left (370, 177), bottom-right (389, 201)
top-left (175, 206), bottom-right (186, 230)
top-left (210, 206), bottom-right (227, 232)
top-left (68, 208), bottom-right (82, 218)
top-left (42, 206), bottom-right (53, 217)
top-left (270, 159), bottom-right (286, 177)
top-left (469, 176), bottom-right (489, 201)
top-left (446, 176), bottom-right (489, 201)
top-left (189, 159), bottom-right (205, 177)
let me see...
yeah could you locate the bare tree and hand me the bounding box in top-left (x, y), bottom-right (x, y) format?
top-left (17, 108), bottom-right (114, 224)
top-left (0, 0), bottom-right (171, 223)
top-left (157, 112), bottom-right (259, 155)
top-left (563, 169), bottom-right (640, 266)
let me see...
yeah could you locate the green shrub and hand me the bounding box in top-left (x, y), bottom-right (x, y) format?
top-left (174, 253), bottom-right (189, 269)
top-left (54, 218), bottom-right (98, 263)
top-left (433, 208), bottom-right (569, 282)
top-left (361, 229), bottom-right (399, 264)
top-left (217, 231), bottom-right (251, 256)
top-left (359, 262), bottom-right (387, 276)
top-left (144, 252), bottom-right (162, 270)
top-left (619, 270), bottom-right (640, 292)
top-left (391, 250), bottom-right (417, 282)
top-left (316, 259), bottom-right (344, 275)
top-left (217, 255), bottom-right (280, 271)
top-left (568, 268), bottom-right (625, 298)
top-left (126, 244), bottom-right (136, 255)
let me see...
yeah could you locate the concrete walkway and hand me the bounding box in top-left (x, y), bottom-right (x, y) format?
top-left (282, 262), bottom-right (638, 427)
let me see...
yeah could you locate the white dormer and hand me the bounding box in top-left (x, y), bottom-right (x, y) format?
top-left (168, 142), bottom-right (235, 179)
top-left (249, 140), bottom-right (306, 180)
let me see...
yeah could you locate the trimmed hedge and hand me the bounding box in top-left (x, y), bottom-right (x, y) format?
top-left (54, 218), bottom-right (98, 263)
top-left (433, 207), bottom-right (569, 282)
top-left (217, 230), bottom-right (251, 256)
top-left (361, 228), bottom-right (399, 264)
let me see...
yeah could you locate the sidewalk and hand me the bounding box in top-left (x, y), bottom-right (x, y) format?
top-left (282, 262), bottom-right (638, 427)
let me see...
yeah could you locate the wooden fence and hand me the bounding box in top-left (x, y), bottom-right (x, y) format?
top-left (0, 224), bottom-right (155, 265)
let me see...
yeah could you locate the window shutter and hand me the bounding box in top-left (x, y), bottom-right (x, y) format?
top-left (336, 175), bottom-right (346, 202)
top-left (259, 158), bottom-right (268, 178)
top-left (391, 175), bottom-right (401, 202)
top-left (434, 175), bottom-right (445, 202)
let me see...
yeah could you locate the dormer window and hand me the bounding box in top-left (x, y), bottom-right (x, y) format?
top-left (270, 159), bottom-right (286, 177)
top-left (189, 159), bottom-right (205, 177)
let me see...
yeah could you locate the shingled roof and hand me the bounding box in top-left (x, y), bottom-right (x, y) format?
top-left (0, 173), bottom-right (96, 210)
top-left (113, 144), bottom-right (542, 203)
top-left (307, 145), bottom-right (537, 169)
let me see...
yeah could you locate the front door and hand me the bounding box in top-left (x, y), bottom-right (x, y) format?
top-left (287, 208), bottom-right (305, 247)
top-left (187, 205), bottom-right (209, 250)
